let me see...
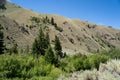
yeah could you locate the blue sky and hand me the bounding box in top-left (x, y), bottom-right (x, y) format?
top-left (8, 0), bottom-right (120, 29)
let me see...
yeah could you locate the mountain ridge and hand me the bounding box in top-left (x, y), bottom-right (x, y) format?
top-left (0, 2), bottom-right (120, 55)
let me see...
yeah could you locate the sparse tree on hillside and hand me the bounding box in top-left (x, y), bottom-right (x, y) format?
top-left (43, 16), bottom-right (50, 24)
top-left (51, 17), bottom-right (55, 25)
top-left (45, 16), bottom-right (50, 23)
top-left (54, 36), bottom-right (63, 58)
top-left (0, 24), bottom-right (4, 54)
top-left (45, 32), bottom-right (50, 47)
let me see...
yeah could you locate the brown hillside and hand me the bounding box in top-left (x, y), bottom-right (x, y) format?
top-left (0, 2), bottom-right (120, 54)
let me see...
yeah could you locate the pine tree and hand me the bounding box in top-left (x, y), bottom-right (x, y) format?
top-left (45, 32), bottom-right (50, 48)
top-left (37, 27), bottom-right (46, 55)
top-left (45, 45), bottom-right (55, 64)
top-left (0, 24), bottom-right (4, 54)
top-left (51, 17), bottom-right (55, 25)
top-left (32, 38), bottom-right (39, 57)
top-left (32, 27), bottom-right (50, 57)
top-left (54, 36), bottom-right (62, 51)
top-left (54, 36), bottom-right (63, 58)
top-left (45, 16), bottom-right (50, 23)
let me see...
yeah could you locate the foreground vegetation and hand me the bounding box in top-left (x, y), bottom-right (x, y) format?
top-left (0, 53), bottom-right (104, 80)
top-left (59, 59), bottom-right (120, 80)
top-left (0, 49), bottom-right (120, 80)
top-left (0, 54), bottom-right (63, 80)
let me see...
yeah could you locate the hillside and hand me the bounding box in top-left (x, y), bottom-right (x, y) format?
top-left (0, 2), bottom-right (120, 54)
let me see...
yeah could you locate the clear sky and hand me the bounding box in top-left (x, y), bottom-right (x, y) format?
top-left (7, 0), bottom-right (120, 29)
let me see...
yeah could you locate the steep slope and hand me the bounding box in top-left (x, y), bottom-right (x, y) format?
top-left (0, 2), bottom-right (120, 54)
top-left (0, 16), bottom-right (34, 49)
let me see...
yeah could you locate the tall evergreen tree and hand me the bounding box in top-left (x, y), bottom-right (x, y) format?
top-left (54, 36), bottom-right (62, 51)
top-left (54, 36), bottom-right (63, 58)
top-left (51, 17), bottom-right (55, 25)
top-left (0, 24), bottom-right (4, 54)
top-left (45, 32), bottom-right (50, 48)
top-left (45, 16), bottom-right (50, 23)
top-left (32, 27), bottom-right (50, 57)
top-left (32, 38), bottom-right (39, 57)
top-left (37, 27), bottom-right (46, 55)
top-left (45, 45), bottom-right (55, 64)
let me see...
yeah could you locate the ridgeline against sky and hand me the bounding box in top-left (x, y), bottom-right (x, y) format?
top-left (7, 0), bottom-right (120, 29)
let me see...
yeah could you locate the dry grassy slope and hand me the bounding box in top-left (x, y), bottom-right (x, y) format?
top-left (0, 2), bottom-right (120, 54)
top-left (0, 16), bottom-right (35, 49)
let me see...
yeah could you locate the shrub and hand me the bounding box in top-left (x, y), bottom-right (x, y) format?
top-left (49, 67), bottom-right (63, 79)
top-left (0, 54), bottom-right (58, 79)
top-left (101, 49), bottom-right (120, 59)
top-left (30, 16), bottom-right (40, 24)
top-left (60, 53), bottom-right (108, 72)
top-left (84, 54), bottom-right (108, 70)
top-left (55, 26), bottom-right (63, 32)
top-left (73, 58), bottom-right (84, 71)
top-left (68, 37), bottom-right (74, 44)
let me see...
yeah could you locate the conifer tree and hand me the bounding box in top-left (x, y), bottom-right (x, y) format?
top-left (45, 45), bottom-right (55, 64)
top-left (32, 38), bottom-right (39, 57)
top-left (51, 17), bottom-right (55, 25)
top-left (54, 36), bottom-right (63, 58)
top-left (45, 16), bottom-right (50, 23)
top-left (32, 27), bottom-right (50, 57)
top-left (37, 27), bottom-right (46, 55)
top-left (45, 32), bottom-right (50, 48)
top-left (32, 39), bottom-right (39, 54)
top-left (0, 24), bottom-right (4, 54)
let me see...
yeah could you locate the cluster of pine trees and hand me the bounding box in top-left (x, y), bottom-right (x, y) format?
top-left (32, 27), bottom-right (64, 66)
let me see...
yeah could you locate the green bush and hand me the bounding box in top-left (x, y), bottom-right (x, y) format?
top-left (0, 49), bottom-right (118, 80)
top-left (73, 58), bottom-right (83, 71)
top-left (0, 54), bottom-right (60, 80)
top-left (59, 53), bottom-right (109, 72)
top-left (101, 49), bottom-right (120, 59)
top-left (85, 54), bottom-right (108, 70)
top-left (109, 49), bottom-right (120, 59)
